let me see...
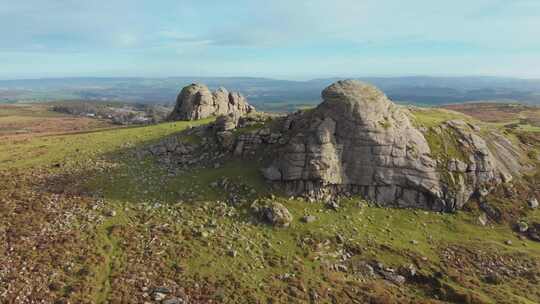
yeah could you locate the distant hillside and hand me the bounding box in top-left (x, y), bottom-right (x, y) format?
top-left (1, 76), bottom-right (540, 111)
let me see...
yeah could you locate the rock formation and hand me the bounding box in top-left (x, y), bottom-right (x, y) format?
top-left (263, 80), bottom-right (516, 212)
top-left (168, 83), bottom-right (255, 121)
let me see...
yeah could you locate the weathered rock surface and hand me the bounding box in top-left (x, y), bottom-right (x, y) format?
top-left (168, 83), bottom-right (255, 121)
top-left (263, 80), bottom-right (517, 211)
top-left (251, 200), bottom-right (293, 227)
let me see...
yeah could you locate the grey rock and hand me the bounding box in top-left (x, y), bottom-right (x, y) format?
top-left (152, 292), bottom-right (167, 301)
top-left (264, 80), bottom-right (444, 210)
top-left (168, 83), bottom-right (255, 121)
top-left (252, 201), bottom-right (293, 228)
top-left (261, 81), bottom-right (522, 212)
top-left (326, 200), bottom-right (340, 211)
top-left (528, 197), bottom-right (539, 209)
top-left (527, 222), bottom-right (540, 242)
top-left (163, 298), bottom-right (184, 304)
top-left (301, 215), bottom-right (317, 223)
top-left (517, 221), bottom-right (529, 233)
top-left (477, 213), bottom-right (488, 226)
top-left (479, 201), bottom-right (502, 222)
top-left (380, 271), bottom-right (406, 285)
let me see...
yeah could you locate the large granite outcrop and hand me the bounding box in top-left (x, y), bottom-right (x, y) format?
top-left (168, 83), bottom-right (255, 121)
top-left (262, 80), bottom-right (515, 212)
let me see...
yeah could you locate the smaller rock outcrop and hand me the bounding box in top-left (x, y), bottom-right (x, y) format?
top-left (251, 200), bottom-right (293, 227)
top-left (168, 83), bottom-right (255, 121)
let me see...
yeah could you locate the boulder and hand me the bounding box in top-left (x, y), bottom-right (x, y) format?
top-left (252, 201), bottom-right (293, 228)
top-left (528, 197), bottom-right (539, 209)
top-left (168, 83), bottom-right (255, 121)
top-left (264, 80), bottom-right (445, 210)
top-left (262, 80), bottom-right (516, 212)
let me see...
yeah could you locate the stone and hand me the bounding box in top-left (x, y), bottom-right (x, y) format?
top-left (163, 298), bottom-right (183, 304)
top-left (252, 201), bottom-right (293, 228)
top-left (380, 271), bottom-right (406, 285)
top-left (168, 83), bottom-right (255, 121)
top-left (326, 200), bottom-right (340, 211)
top-left (517, 221), bottom-right (529, 233)
top-left (152, 292), bottom-right (167, 301)
top-left (354, 262), bottom-right (376, 277)
top-left (528, 197), bottom-right (539, 209)
top-left (527, 222), bottom-right (540, 242)
top-left (479, 201), bottom-right (502, 222)
top-left (478, 213), bottom-right (488, 226)
top-left (301, 215), bottom-right (317, 223)
top-left (153, 287), bottom-right (171, 294)
top-left (400, 264), bottom-right (417, 277)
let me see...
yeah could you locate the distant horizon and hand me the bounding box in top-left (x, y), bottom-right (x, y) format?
top-left (2, 74), bottom-right (540, 82)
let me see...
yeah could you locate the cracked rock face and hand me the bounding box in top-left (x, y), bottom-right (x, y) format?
top-left (263, 80), bottom-right (518, 211)
top-left (168, 83), bottom-right (255, 121)
top-left (264, 80), bottom-right (445, 210)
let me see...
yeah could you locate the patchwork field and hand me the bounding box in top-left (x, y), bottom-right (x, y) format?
top-left (0, 104), bottom-right (114, 140)
top-left (1, 104), bottom-right (540, 303)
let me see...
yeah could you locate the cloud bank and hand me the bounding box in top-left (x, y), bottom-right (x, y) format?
top-left (1, 0), bottom-right (539, 79)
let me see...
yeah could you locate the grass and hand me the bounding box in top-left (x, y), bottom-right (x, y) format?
top-left (0, 118), bottom-right (214, 168)
top-left (410, 108), bottom-right (472, 128)
top-left (82, 143), bottom-right (540, 302)
top-left (2, 109), bottom-right (540, 303)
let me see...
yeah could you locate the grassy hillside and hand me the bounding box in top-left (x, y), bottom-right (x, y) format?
top-left (1, 105), bottom-right (540, 303)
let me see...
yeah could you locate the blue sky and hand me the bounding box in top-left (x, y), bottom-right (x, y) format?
top-left (1, 0), bottom-right (539, 80)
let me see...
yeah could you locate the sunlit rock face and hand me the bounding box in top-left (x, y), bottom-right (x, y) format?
top-left (264, 80), bottom-right (512, 212)
top-left (168, 83), bottom-right (255, 121)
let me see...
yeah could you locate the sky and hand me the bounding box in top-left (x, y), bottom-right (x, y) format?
top-left (1, 0), bottom-right (539, 80)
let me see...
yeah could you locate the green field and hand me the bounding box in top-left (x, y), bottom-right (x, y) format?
top-left (1, 107), bottom-right (540, 303)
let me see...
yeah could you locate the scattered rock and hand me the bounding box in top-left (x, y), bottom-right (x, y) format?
top-left (163, 298), bottom-right (183, 304)
top-left (479, 201), bottom-right (502, 222)
top-left (527, 222), bottom-right (540, 242)
top-left (399, 264), bottom-right (417, 277)
top-left (381, 271), bottom-right (406, 285)
top-left (517, 221), bottom-right (529, 233)
top-left (326, 200), bottom-right (340, 211)
top-left (152, 292), bottom-right (167, 301)
top-left (251, 200), bottom-right (293, 228)
top-left (528, 197), bottom-right (539, 209)
top-left (477, 213), bottom-right (488, 226)
top-left (153, 287), bottom-right (171, 294)
top-left (301, 215), bottom-right (317, 223)
top-left (353, 262), bottom-right (376, 277)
